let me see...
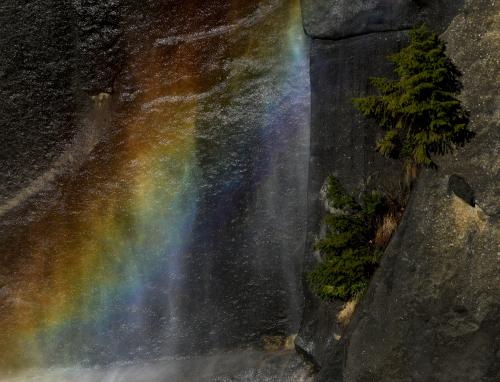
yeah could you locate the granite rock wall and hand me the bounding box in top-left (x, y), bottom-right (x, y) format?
top-left (302, 0), bottom-right (464, 39)
top-left (298, 0), bottom-right (500, 380)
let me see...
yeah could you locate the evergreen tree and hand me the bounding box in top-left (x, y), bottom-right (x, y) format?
top-left (353, 25), bottom-right (474, 170)
top-left (308, 177), bottom-right (385, 301)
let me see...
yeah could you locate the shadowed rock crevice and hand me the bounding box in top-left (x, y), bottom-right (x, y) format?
top-left (448, 174), bottom-right (475, 207)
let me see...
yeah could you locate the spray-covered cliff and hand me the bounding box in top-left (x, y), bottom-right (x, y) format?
top-left (0, 1), bottom-right (312, 380)
top-left (298, 0), bottom-right (500, 380)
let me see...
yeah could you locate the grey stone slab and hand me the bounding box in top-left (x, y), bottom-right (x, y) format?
top-left (301, 0), bottom-right (466, 39)
top-left (306, 30), bottom-right (407, 252)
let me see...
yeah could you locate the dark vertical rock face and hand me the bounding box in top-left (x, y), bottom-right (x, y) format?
top-left (307, 30), bottom-right (407, 251)
top-left (301, 0), bottom-right (465, 39)
top-left (299, 0), bottom-right (499, 381)
top-left (300, 32), bottom-right (406, 368)
top-left (309, 31), bottom-right (409, 188)
top-left (0, 0), bottom-right (78, 202)
top-left (0, 0), bottom-right (124, 212)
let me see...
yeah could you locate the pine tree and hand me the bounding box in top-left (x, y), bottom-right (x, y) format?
top-left (353, 25), bottom-right (474, 170)
top-left (308, 177), bottom-right (385, 301)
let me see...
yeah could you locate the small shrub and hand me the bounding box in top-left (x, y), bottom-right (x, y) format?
top-left (315, 214), bottom-right (367, 253)
top-left (308, 247), bottom-right (382, 300)
top-left (308, 177), bottom-right (387, 301)
top-left (362, 190), bottom-right (388, 237)
top-left (325, 176), bottom-right (358, 211)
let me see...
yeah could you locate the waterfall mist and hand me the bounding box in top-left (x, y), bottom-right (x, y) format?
top-left (0, 0), bottom-right (311, 379)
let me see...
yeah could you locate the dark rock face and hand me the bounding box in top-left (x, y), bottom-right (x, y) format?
top-left (0, 0), bottom-right (78, 204)
top-left (0, 0), bottom-right (310, 372)
top-left (302, 0), bottom-right (418, 39)
top-left (307, 30), bottom-right (407, 241)
top-left (295, 291), bottom-right (344, 373)
top-left (0, 0), bottom-right (124, 211)
top-left (342, 2), bottom-right (500, 380)
top-left (300, 32), bottom-right (406, 371)
top-left (299, 0), bottom-right (499, 380)
top-left (301, 0), bottom-right (465, 39)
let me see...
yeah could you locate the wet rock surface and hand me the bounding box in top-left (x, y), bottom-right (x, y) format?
top-left (299, 0), bottom-right (500, 380)
top-left (2, 350), bottom-right (314, 382)
top-left (0, 0), bottom-right (124, 208)
top-left (0, 0), bottom-right (310, 376)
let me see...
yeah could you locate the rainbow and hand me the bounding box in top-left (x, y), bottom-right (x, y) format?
top-left (0, 0), bottom-right (308, 373)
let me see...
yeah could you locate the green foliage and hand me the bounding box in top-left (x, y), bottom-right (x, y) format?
top-left (308, 248), bottom-right (381, 300)
top-left (326, 176), bottom-right (358, 211)
top-left (308, 177), bottom-right (386, 301)
top-left (315, 214), bottom-right (367, 254)
top-left (353, 24), bottom-right (474, 169)
top-left (362, 191), bottom-right (386, 221)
